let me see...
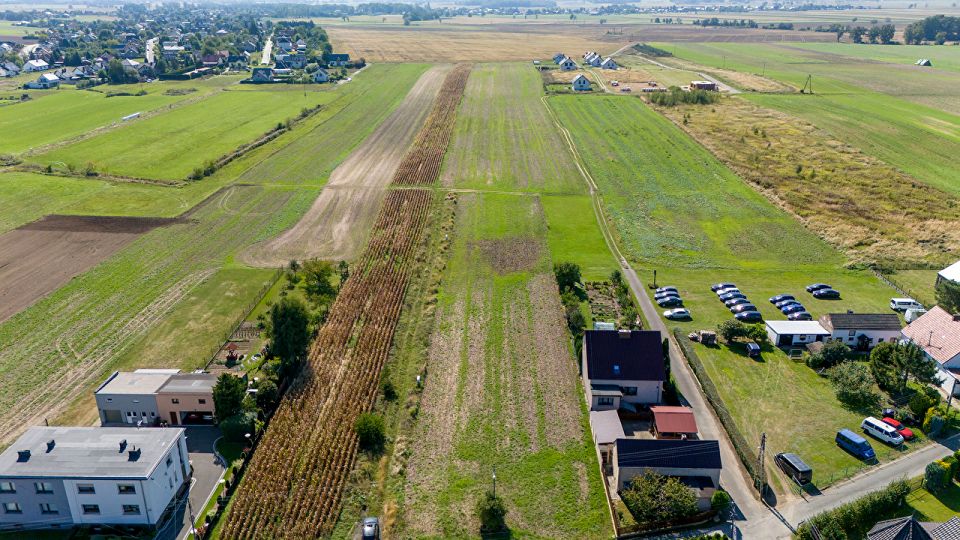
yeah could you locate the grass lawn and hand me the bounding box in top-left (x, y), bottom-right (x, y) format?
top-left (905, 480), bottom-right (960, 521)
top-left (541, 194), bottom-right (617, 282)
top-left (887, 269), bottom-right (941, 308)
top-left (33, 87), bottom-right (338, 180)
top-left (441, 62), bottom-right (584, 194)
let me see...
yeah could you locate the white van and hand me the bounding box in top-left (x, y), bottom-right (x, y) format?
top-left (861, 416), bottom-right (904, 446)
top-left (890, 298), bottom-right (923, 312)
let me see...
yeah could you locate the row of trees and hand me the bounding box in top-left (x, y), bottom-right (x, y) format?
top-left (849, 24), bottom-right (897, 44)
top-left (904, 15), bottom-right (960, 44)
top-left (649, 87), bottom-right (720, 107)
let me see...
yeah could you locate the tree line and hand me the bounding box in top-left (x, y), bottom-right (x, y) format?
top-left (904, 15), bottom-right (960, 44)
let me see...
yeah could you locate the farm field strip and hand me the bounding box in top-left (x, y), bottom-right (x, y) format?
top-left (441, 63), bottom-right (584, 194)
top-left (221, 65), bottom-right (471, 538)
top-left (0, 184), bottom-right (318, 445)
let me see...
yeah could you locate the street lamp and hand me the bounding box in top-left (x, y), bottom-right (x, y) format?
top-left (492, 466), bottom-right (497, 497)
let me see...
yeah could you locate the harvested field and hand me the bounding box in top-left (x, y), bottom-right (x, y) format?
top-left (0, 215), bottom-right (175, 323)
top-left (657, 97), bottom-right (960, 267)
top-left (241, 65), bottom-right (454, 265)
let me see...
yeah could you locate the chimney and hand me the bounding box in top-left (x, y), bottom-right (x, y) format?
top-left (119, 439), bottom-right (127, 452)
top-left (128, 446), bottom-right (141, 462)
top-left (954, 313), bottom-right (960, 322)
top-left (46, 440), bottom-right (55, 453)
top-left (618, 329), bottom-right (631, 339)
top-left (16, 450), bottom-right (30, 462)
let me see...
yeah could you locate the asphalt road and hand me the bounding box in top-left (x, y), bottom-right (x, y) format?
top-left (152, 426), bottom-right (226, 540)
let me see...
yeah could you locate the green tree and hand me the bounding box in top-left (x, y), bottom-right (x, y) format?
top-left (476, 490), bottom-right (507, 532)
top-left (254, 379), bottom-right (279, 412)
top-left (553, 262), bottom-right (582, 293)
top-left (870, 341), bottom-right (901, 390)
top-left (219, 411), bottom-right (256, 443)
top-left (878, 24), bottom-right (896, 44)
top-left (901, 341), bottom-right (943, 388)
top-left (936, 31), bottom-right (948, 44)
top-left (301, 259), bottom-right (336, 302)
top-left (851, 26), bottom-right (867, 43)
top-left (621, 471), bottom-right (698, 525)
top-left (910, 386), bottom-right (940, 421)
top-left (337, 260), bottom-right (349, 290)
top-left (355, 412), bottom-right (385, 452)
top-left (717, 320), bottom-right (749, 342)
top-left (827, 362), bottom-right (880, 410)
top-left (213, 373), bottom-right (247, 420)
top-left (106, 58), bottom-right (128, 84)
top-left (268, 296), bottom-right (310, 378)
top-left (807, 340), bottom-right (851, 370)
top-left (936, 279), bottom-right (960, 314)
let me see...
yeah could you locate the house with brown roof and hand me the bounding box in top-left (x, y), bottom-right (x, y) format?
top-left (819, 312), bottom-right (902, 351)
top-left (650, 406), bottom-right (698, 439)
top-left (902, 306), bottom-right (960, 396)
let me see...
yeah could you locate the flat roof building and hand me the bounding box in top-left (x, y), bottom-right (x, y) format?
top-left (96, 371), bottom-right (217, 427)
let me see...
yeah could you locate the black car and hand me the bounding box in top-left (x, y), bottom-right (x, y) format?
top-left (711, 282), bottom-right (737, 292)
top-left (657, 296), bottom-right (683, 307)
top-left (770, 294), bottom-right (795, 304)
top-left (725, 297), bottom-right (751, 308)
top-left (731, 303), bottom-right (758, 314)
top-left (719, 292), bottom-right (746, 302)
top-left (788, 311), bottom-right (813, 321)
top-left (813, 288), bottom-right (841, 299)
top-left (775, 299), bottom-right (801, 309)
top-left (735, 311), bottom-right (763, 322)
top-left (806, 283), bottom-right (831, 292)
top-left (782, 304), bottom-right (807, 315)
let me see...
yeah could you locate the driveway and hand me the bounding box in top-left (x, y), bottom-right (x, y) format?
top-left (155, 426), bottom-right (226, 540)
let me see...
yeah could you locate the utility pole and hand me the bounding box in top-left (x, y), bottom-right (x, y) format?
top-left (756, 432), bottom-right (767, 499)
top-left (492, 466), bottom-right (497, 497)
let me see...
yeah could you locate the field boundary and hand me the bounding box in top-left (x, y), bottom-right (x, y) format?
top-left (203, 266), bottom-right (284, 370)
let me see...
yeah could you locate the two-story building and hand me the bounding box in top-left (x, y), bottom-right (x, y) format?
top-left (901, 306), bottom-right (960, 397)
top-left (0, 427), bottom-right (189, 532)
top-left (96, 370), bottom-right (216, 427)
top-left (819, 312), bottom-right (902, 351)
top-left (581, 329), bottom-right (665, 411)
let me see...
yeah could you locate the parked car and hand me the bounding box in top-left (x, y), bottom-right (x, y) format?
top-left (711, 282), bottom-right (737, 292)
top-left (813, 288), bottom-right (841, 299)
top-left (725, 297), bottom-right (752, 308)
top-left (654, 290), bottom-right (680, 300)
top-left (664, 308), bottom-right (691, 320)
top-left (806, 283), bottom-right (832, 292)
top-left (770, 294), bottom-right (795, 304)
top-left (775, 452), bottom-right (813, 485)
top-left (775, 299), bottom-right (801, 309)
top-left (782, 304), bottom-right (807, 315)
top-left (836, 429), bottom-right (876, 460)
top-left (890, 298), bottom-right (924, 312)
top-left (719, 292), bottom-right (746, 302)
top-left (735, 311), bottom-right (763, 322)
top-left (881, 417), bottom-right (915, 441)
top-left (787, 311), bottom-right (813, 321)
top-left (745, 341), bottom-right (761, 358)
top-left (862, 417), bottom-right (904, 446)
top-left (361, 517), bottom-right (380, 540)
top-left (657, 296), bottom-right (683, 307)
top-left (716, 287), bottom-right (741, 296)
top-left (655, 286), bottom-right (678, 295)
top-left (731, 304), bottom-right (758, 314)
top-left (611, 80), bottom-right (619, 86)
top-left (620, 87), bottom-right (632, 92)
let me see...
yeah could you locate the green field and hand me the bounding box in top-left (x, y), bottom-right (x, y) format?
top-left (441, 62), bottom-right (584, 194)
top-left (887, 269), bottom-right (941, 307)
top-left (33, 87), bottom-right (338, 180)
top-left (541, 194), bottom-right (617, 282)
top-left (791, 42), bottom-right (960, 74)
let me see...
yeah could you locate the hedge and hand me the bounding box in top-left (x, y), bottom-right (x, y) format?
top-left (793, 479), bottom-right (910, 539)
top-left (673, 329), bottom-right (763, 491)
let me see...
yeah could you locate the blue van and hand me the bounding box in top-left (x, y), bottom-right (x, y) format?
top-left (836, 429), bottom-right (876, 460)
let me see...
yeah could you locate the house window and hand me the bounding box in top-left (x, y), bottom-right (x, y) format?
top-left (34, 482), bottom-right (54, 494)
top-left (122, 505), bottom-right (140, 515)
top-left (39, 503), bottom-right (58, 514)
top-left (3, 502), bottom-right (22, 514)
top-left (117, 484), bottom-right (136, 495)
top-left (166, 455), bottom-right (173, 467)
top-left (81, 504), bottom-right (100, 515)
top-left (198, 399), bottom-right (206, 404)
top-left (0, 481), bottom-right (14, 493)
top-left (848, 330), bottom-right (856, 337)
top-left (597, 397), bottom-right (615, 406)
top-left (620, 386), bottom-right (638, 396)
top-left (612, 365), bottom-right (621, 376)
top-left (77, 484), bottom-right (95, 494)
top-left (171, 398), bottom-right (179, 404)
top-left (877, 338), bottom-right (884, 343)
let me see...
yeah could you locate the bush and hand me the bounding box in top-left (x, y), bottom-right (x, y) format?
top-left (553, 262), bottom-right (582, 293)
top-left (381, 378), bottom-right (397, 401)
top-left (621, 471), bottom-right (699, 527)
top-left (254, 379), bottom-right (279, 413)
top-left (826, 362), bottom-right (880, 410)
top-left (910, 387), bottom-right (940, 422)
top-left (649, 86), bottom-right (720, 107)
top-left (807, 340), bottom-right (852, 370)
top-left (924, 409), bottom-right (946, 438)
top-left (220, 412), bottom-right (256, 443)
top-left (475, 490), bottom-right (507, 533)
top-left (355, 412), bottom-right (386, 452)
top-left (794, 479), bottom-right (910, 540)
top-left (711, 490), bottom-right (731, 511)
top-left (717, 320), bottom-right (749, 343)
top-left (926, 460), bottom-right (952, 493)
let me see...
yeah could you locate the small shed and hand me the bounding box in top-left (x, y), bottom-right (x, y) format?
top-left (765, 320), bottom-right (830, 347)
top-left (572, 74), bottom-right (591, 92)
top-left (589, 409), bottom-right (625, 474)
top-left (651, 406), bottom-right (698, 439)
top-left (690, 80), bottom-right (717, 91)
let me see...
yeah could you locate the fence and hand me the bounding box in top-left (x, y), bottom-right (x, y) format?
top-left (673, 329), bottom-right (767, 494)
top-left (874, 269), bottom-right (934, 309)
top-left (202, 267), bottom-right (284, 370)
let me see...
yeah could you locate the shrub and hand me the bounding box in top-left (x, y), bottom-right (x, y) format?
top-left (214, 373), bottom-right (248, 420)
top-left (254, 380), bottom-right (278, 413)
top-left (355, 412), bottom-right (386, 452)
top-left (621, 471), bottom-right (699, 527)
top-left (717, 320), bottom-right (749, 343)
top-left (220, 412), bottom-right (256, 443)
top-left (381, 379), bottom-right (397, 402)
top-left (910, 388), bottom-right (940, 422)
top-left (475, 490), bottom-right (507, 533)
top-left (807, 340), bottom-right (852, 370)
top-left (826, 362), bottom-right (880, 409)
top-left (794, 479), bottom-right (909, 540)
top-left (924, 409), bottom-right (946, 438)
top-left (925, 460), bottom-right (951, 493)
top-left (711, 490), bottom-right (731, 511)
top-left (553, 262), bottom-right (582, 293)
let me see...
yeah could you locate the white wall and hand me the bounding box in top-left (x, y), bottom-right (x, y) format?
top-left (590, 378), bottom-right (661, 404)
top-left (829, 329), bottom-right (901, 349)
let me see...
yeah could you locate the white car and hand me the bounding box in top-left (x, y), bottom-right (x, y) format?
top-left (664, 308), bottom-right (691, 320)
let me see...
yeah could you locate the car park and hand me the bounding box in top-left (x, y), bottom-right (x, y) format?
top-left (775, 299), bottom-right (801, 309)
top-left (664, 308), bottom-right (691, 320)
top-left (806, 283), bottom-right (831, 292)
top-left (654, 290), bottom-right (680, 300)
top-left (657, 296), bottom-right (683, 307)
top-left (813, 288), bottom-right (841, 299)
top-left (735, 311), bottom-right (763, 322)
top-left (719, 291), bottom-right (746, 302)
top-left (711, 283), bottom-right (737, 292)
top-left (731, 304), bottom-right (758, 314)
top-left (770, 294), bottom-right (795, 304)
top-left (782, 304), bottom-right (807, 315)
top-left (836, 429), bottom-right (876, 460)
top-left (890, 298), bottom-right (924, 312)
top-left (775, 452), bottom-right (813, 485)
top-left (725, 297), bottom-right (751, 308)
top-left (655, 286), bottom-right (678, 294)
top-left (787, 311), bottom-right (813, 321)
top-left (881, 417), bottom-right (915, 441)
top-left (861, 417), bottom-right (904, 446)
top-left (745, 341), bottom-right (761, 358)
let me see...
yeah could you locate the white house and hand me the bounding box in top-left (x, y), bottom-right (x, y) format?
top-left (938, 260), bottom-right (960, 287)
top-left (571, 74), bottom-right (591, 92)
top-left (901, 307), bottom-right (960, 396)
top-left (558, 56), bottom-right (577, 71)
top-left (582, 329), bottom-right (665, 411)
top-left (0, 427), bottom-right (190, 530)
top-left (765, 320), bottom-right (830, 348)
top-left (23, 59), bottom-right (48, 72)
top-left (313, 68), bottom-right (329, 83)
top-left (24, 73), bottom-right (60, 89)
top-left (818, 312), bottom-right (902, 351)
top-left (614, 438), bottom-right (721, 511)
top-left (600, 57), bottom-right (618, 70)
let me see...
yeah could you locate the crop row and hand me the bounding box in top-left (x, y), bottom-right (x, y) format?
top-left (391, 64), bottom-right (472, 186)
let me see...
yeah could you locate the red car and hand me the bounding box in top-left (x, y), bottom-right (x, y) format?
top-left (882, 417), bottom-right (915, 440)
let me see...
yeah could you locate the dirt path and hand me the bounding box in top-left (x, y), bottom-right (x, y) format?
top-left (240, 65), bottom-right (451, 266)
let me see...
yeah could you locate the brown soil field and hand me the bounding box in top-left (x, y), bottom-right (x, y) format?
top-left (0, 215), bottom-right (175, 323)
top-left (241, 65), bottom-right (451, 266)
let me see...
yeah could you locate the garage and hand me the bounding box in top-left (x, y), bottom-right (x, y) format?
top-left (179, 411), bottom-right (216, 425)
top-left (765, 320), bottom-right (830, 348)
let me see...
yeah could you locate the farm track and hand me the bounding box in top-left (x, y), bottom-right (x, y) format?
top-left (221, 64), bottom-right (472, 539)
